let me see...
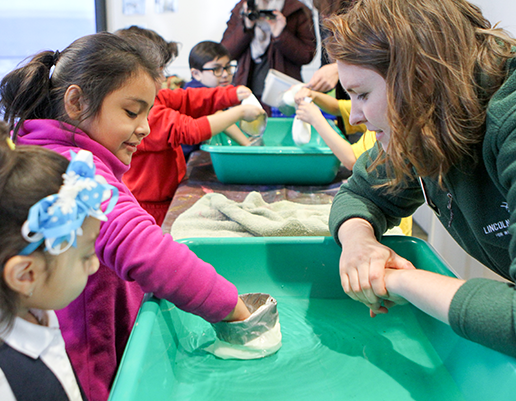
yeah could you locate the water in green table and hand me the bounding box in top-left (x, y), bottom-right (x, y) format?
top-left (169, 296), bottom-right (465, 401)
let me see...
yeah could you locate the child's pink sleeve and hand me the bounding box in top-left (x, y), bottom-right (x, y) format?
top-left (95, 164), bottom-right (239, 323)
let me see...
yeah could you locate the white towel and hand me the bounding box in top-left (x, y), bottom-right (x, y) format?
top-left (171, 191), bottom-right (331, 239)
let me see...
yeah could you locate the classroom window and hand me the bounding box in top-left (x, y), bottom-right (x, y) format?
top-left (0, 0), bottom-right (104, 80)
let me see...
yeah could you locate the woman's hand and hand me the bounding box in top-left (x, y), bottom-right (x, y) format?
top-left (338, 218), bottom-right (415, 312)
top-left (241, 2), bottom-right (256, 30)
top-left (268, 11), bottom-right (287, 38)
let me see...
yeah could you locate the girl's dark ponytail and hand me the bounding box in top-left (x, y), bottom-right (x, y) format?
top-left (1, 32), bottom-right (162, 143)
top-left (0, 121), bottom-right (16, 197)
top-left (0, 50), bottom-right (56, 140)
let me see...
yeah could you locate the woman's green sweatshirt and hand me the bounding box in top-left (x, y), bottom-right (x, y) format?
top-left (329, 57), bottom-right (516, 357)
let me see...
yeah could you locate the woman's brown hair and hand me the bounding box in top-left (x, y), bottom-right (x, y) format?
top-left (324, 0), bottom-right (516, 186)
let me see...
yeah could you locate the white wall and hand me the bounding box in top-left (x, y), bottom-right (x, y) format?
top-left (475, 0), bottom-right (516, 34)
top-left (106, 0), bottom-right (320, 82)
top-left (106, 0), bottom-right (515, 84)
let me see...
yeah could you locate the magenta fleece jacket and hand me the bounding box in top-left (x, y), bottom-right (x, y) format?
top-left (17, 120), bottom-right (239, 401)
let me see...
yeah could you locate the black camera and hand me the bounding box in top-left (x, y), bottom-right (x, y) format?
top-left (242, 0), bottom-right (276, 21)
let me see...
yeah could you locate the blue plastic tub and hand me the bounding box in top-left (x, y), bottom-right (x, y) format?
top-left (200, 118), bottom-right (343, 185)
top-left (109, 236), bottom-right (516, 401)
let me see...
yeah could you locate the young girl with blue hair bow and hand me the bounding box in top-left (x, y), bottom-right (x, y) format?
top-left (0, 32), bottom-right (252, 401)
top-left (0, 120), bottom-right (118, 400)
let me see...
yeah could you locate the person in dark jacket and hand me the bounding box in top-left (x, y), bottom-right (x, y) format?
top-left (221, 0), bottom-right (316, 113)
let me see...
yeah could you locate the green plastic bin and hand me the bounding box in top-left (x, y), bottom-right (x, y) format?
top-left (109, 236), bottom-right (516, 401)
top-left (200, 118), bottom-right (343, 185)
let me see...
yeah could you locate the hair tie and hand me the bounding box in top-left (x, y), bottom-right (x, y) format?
top-left (52, 50), bottom-right (60, 66)
top-left (19, 150), bottom-right (119, 256)
top-left (49, 50), bottom-right (60, 80)
top-left (6, 137), bottom-right (15, 150)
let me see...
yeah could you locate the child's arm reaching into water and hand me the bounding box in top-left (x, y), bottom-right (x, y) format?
top-left (223, 297), bottom-right (252, 321)
top-left (205, 85), bottom-right (263, 146)
top-left (295, 88), bottom-right (357, 170)
top-left (207, 104), bottom-right (265, 146)
top-left (223, 123), bottom-right (251, 146)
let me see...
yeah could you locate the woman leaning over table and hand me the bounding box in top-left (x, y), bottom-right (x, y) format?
top-left (325, 0), bottom-right (516, 357)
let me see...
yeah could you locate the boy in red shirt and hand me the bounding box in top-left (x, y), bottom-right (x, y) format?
top-left (121, 30), bottom-right (264, 225)
top-left (124, 83), bottom-right (263, 226)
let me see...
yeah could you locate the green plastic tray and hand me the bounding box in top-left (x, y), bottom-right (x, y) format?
top-left (109, 236), bottom-right (516, 401)
top-left (200, 118), bottom-right (343, 185)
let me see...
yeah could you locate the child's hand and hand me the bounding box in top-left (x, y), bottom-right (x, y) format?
top-left (295, 101), bottom-right (325, 127)
top-left (294, 86), bottom-right (313, 105)
top-left (236, 85), bottom-right (252, 101)
top-left (239, 104), bottom-right (266, 121)
top-left (222, 297), bottom-right (251, 321)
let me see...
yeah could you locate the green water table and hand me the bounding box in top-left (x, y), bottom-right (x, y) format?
top-left (200, 118), bottom-right (344, 185)
top-left (109, 236), bottom-right (516, 401)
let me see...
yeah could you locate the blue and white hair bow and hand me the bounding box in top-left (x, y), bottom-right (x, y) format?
top-left (19, 150), bottom-right (119, 256)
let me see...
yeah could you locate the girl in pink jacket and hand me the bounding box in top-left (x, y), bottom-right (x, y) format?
top-left (0, 32), bottom-right (251, 401)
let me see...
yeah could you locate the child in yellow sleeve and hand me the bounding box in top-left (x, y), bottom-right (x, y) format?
top-left (295, 88), bottom-right (412, 236)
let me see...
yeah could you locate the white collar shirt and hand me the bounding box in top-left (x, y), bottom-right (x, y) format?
top-left (0, 309), bottom-right (83, 401)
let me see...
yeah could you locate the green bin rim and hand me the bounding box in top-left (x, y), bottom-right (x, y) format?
top-left (200, 143), bottom-right (335, 154)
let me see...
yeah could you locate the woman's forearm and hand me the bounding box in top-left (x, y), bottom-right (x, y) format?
top-left (337, 218), bottom-right (376, 247)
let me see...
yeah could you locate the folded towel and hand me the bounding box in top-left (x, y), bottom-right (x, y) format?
top-left (170, 191), bottom-right (332, 239)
